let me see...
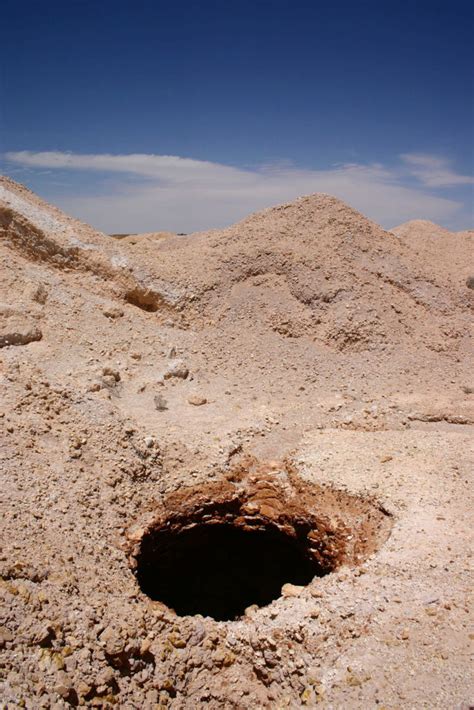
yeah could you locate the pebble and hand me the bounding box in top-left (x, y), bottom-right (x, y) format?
top-left (99, 627), bottom-right (124, 655)
top-left (188, 395), bottom-right (207, 406)
top-left (31, 283), bottom-right (49, 304)
top-left (102, 367), bottom-right (121, 382)
top-left (281, 583), bottom-right (305, 598)
top-left (31, 623), bottom-right (56, 647)
top-left (164, 360), bottom-right (189, 380)
top-left (0, 627), bottom-right (14, 647)
top-left (154, 394), bottom-right (168, 411)
top-left (102, 306), bottom-right (124, 319)
top-left (0, 326), bottom-right (43, 348)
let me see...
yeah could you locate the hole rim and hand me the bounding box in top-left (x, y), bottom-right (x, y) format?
top-left (127, 464), bottom-right (392, 621)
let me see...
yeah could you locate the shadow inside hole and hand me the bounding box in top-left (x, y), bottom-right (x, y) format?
top-left (136, 522), bottom-right (326, 621)
top-left (124, 289), bottom-right (159, 312)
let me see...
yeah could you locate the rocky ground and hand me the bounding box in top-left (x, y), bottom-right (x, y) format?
top-left (1, 176), bottom-right (473, 708)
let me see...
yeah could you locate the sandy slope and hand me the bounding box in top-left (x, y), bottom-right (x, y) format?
top-left (1, 177), bottom-right (473, 709)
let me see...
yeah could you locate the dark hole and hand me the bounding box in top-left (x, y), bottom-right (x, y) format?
top-left (124, 289), bottom-right (159, 312)
top-left (135, 522), bottom-right (325, 621)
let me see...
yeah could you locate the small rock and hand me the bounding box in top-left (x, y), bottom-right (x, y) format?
top-left (100, 627), bottom-right (124, 656)
top-left (54, 672), bottom-right (74, 700)
top-left (77, 681), bottom-right (92, 698)
top-left (31, 623), bottom-right (56, 647)
top-left (96, 667), bottom-right (115, 686)
top-left (102, 306), bottom-right (124, 319)
top-left (71, 437), bottom-right (82, 449)
top-left (213, 649), bottom-right (235, 666)
top-left (188, 395), bottom-right (207, 406)
top-left (466, 276), bottom-right (474, 290)
top-left (54, 683), bottom-right (72, 699)
top-left (259, 503), bottom-right (278, 518)
top-left (0, 627), bottom-right (14, 648)
top-left (164, 359), bottom-right (189, 380)
top-left (281, 583), bottom-right (305, 598)
top-left (140, 638), bottom-right (152, 655)
top-left (32, 284), bottom-right (48, 304)
top-left (102, 367), bottom-right (121, 382)
top-left (301, 687), bottom-right (313, 704)
top-left (144, 436), bottom-right (155, 448)
top-left (154, 394), bottom-right (168, 411)
top-left (345, 671), bottom-right (363, 687)
top-left (0, 325), bottom-right (42, 348)
top-left (168, 633), bottom-right (186, 648)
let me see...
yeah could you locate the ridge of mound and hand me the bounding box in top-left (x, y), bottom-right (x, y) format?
top-left (392, 218), bottom-right (474, 239)
top-left (0, 176), bottom-right (184, 316)
top-left (236, 192), bottom-right (374, 226)
top-left (0, 176), bottom-right (106, 242)
top-left (391, 219), bottom-right (453, 238)
top-left (145, 192), bottom-right (470, 351)
top-left (1, 180), bottom-right (472, 351)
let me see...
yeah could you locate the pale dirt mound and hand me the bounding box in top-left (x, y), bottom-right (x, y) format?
top-left (392, 218), bottom-right (453, 237)
top-left (1, 179), bottom-right (473, 709)
top-left (3, 179), bottom-right (472, 349)
top-left (392, 218), bottom-right (474, 240)
top-left (392, 219), bottom-right (474, 283)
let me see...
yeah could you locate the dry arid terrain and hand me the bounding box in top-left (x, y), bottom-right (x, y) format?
top-left (1, 175), bottom-right (473, 709)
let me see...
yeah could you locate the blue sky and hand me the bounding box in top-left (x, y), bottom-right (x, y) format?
top-left (1, 0), bottom-right (472, 232)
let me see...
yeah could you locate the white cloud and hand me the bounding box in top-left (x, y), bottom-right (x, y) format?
top-left (4, 151), bottom-right (253, 186)
top-left (4, 150), bottom-right (471, 233)
top-left (400, 152), bottom-right (474, 187)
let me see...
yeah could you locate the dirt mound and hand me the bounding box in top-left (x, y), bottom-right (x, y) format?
top-left (0, 177), bottom-right (185, 319)
top-left (1, 180), bottom-right (473, 708)
top-left (3, 180), bottom-right (471, 350)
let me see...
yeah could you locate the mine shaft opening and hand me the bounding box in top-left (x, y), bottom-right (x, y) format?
top-left (135, 521), bottom-right (328, 621)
